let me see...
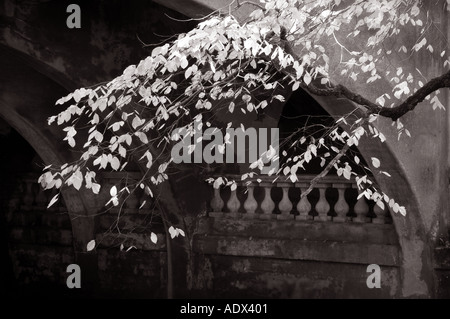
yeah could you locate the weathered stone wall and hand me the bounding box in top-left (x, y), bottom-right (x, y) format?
top-left (3, 167), bottom-right (170, 298)
top-left (4, 174), bottom-right (75, 296)
top-left (189, 216), bottom-right (401, 298)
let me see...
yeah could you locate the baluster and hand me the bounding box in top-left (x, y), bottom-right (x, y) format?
top-left (354, 189), bottom-right (370, 223)
top-left (296, 186), bottom-right (311, 221)
top-left (277, 183), bottom-right (293, 220)
top-left (315, 185), bottom-right (330, 221)
top-left (227, 186), bottom-right (241, 218)
top-left (22, 180), bottom-right (34, 209)
top-left (372, 201), bottom-right (387, 224)
top-left (260, 184), bottom-right (275, 219)
top-left (333, 184), bottom-right (349, 222)
top-left (243, 185), bottom-right (258, 219)
top-left (210, 187), bottom-right (224, 217)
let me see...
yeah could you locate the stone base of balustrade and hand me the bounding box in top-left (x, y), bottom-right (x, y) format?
top-left (277, 214), bottom-right (294, 220)
top-left (259, 213), bottom-right (276, 220)
top-left (295, 214), bottom-right (311, 221)
top-left (316, 215), bottom-right (330, 222)
top-left (228, 212), bottom-right (242, 219)
top-left (242, 212), bottom-right (257, 219)
top-left (208, 212), bottom-right (224, 218)
top-left (332, 216), bottom-right (346, 222)
top-left (371, 217), bottom-right (386, 224)
top-left (353, 216), bottom-right (370, 223)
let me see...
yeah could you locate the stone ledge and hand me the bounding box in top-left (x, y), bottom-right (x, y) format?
top-left (197, 216), bottom-right (398, 245)
top-left (95, 232), bottom-right (167, 251)
top-left (193, 234), bottom-right (400, 266)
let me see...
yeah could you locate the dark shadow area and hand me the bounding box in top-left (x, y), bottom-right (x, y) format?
top-left (0, 118), bottom-right (36, 298)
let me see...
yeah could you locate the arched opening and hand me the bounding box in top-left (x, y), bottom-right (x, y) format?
top-left (0, 0), bottom-right (435, 296)
top-left (0, 118), bottom-right (76, 297)
top-left (274, 88), bottom-right (376, 220)
top-left (0, 118), bottom-right (34, 296)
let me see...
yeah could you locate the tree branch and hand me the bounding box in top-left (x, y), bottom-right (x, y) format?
top-left (282, 40), bottom-right (450, 121)
top-left (303, 69), bottom-right (450, 121)
top-left (301, 142), bottom-right (351, 199)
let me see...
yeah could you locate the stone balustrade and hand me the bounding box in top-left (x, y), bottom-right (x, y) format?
top-left (209, 175), bottom-right (392, 224)
top-left (18, 172), bottom-right (391, 224)
top-left (17, 172), bottom-right (154, 213)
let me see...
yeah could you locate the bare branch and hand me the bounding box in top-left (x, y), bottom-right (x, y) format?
top-left (304, 69), bottom-right (450, 121)
top-left (282, 40), bottom-right (450, 122)
top-left (301, 142), bottom-right (351, 199)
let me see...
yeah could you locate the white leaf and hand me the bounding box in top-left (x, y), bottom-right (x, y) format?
top-left (371, 157), bottom-right (380, 168)
top-left (185, 66), bottom-right (193, 79)
top-left (111, 157), bottom-right (120, 170)
top-left (228, 102), bottom-right (235, 113)
top-left (376, 200), bottom-right (385, 211)
top-left (125, 246), bottom-right (136, 252)
top-left (180, 57), bottom-right (188, 69)
top-left (380, 171), bottom-right (391, 177)
top-left (110, 185), bottom-right (117, 197)
top-left (303, 72), bottom-right (312, 85)
top-left (47, 193), bottom-right (59, 209)
top-left (151, 232), bottom-right (158, 244)
top-left (213, 177), bottom-right (223, 189)
top-left (168, 226), bottom-right (177, 239)
top-left (343, 167), bottom-right (351, 180)
top-left (86, 239), bottom-right (96, 252)
top-left (132, 116), bottom-right (145, 129)
top-left (393, 203), bottom-right (399, 213)
top-left (136, 132), bottom-right (149, 144)
top-left (92, 183), bottom-right (101, 194)
top-left (289, 174), bottom-right (298, 183)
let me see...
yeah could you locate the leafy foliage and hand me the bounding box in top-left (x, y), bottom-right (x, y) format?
top-left (39, 0), bottom-right (450, 221)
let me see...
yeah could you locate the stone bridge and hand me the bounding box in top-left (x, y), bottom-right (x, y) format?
top-left (0, 0), bottom-right (448, 298)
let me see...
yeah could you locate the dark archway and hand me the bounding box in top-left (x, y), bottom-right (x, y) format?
top-left (254, 83), bottom-right (433, 297)
top-left (0, 120), bottom-right (80, 298)
top-left (277, 87), bottom-right (369, 175)
top-left (0, 119), bottom-right (35, 296)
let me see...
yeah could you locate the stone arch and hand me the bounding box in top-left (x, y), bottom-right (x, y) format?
top-left (274, 88), bottom-right (434, 298)
top-left (0, 0), bottom-right (434, 296)
top-left (211, 79), bottom-right (433, 297)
